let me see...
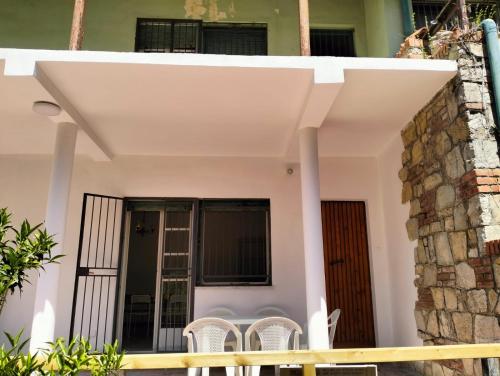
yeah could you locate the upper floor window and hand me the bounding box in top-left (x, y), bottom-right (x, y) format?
top-left (135, 18), bottom-right (267, 56)
top-left (197, 200), bottom-right (271, 286)
top-left (310, 29), bottom-right (356, 57)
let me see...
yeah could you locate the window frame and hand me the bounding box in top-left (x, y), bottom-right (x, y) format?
top-left (309, 28), bottom-right (356, 57)
top-left (135, 18), bottom-right (268, 56)
top-left (196, 199), bottom-right (272, 287)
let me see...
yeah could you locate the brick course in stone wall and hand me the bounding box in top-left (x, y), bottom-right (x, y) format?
top-left (399, 36), bottom-right (500, 376)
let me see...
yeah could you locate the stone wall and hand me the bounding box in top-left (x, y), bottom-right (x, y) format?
top-left (399, 38), bottom-right (500, 376)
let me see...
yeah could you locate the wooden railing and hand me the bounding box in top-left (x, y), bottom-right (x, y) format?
top-left (120, 344), bottom-right (500, 374)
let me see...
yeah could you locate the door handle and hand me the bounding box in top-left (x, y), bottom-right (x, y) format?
top-left (330, 259), bottom-right (345, 266)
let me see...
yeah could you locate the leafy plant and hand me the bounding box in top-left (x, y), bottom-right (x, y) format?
top-left (45, 337), bottom-right (93, 376)
top-left (0, 330), bottom-right (46, 376)
top-left (91, 341), bottom-right (124, 376)
top-left (469, 3), bottom-right (497, 28)
top-left (45, 337), bottom-right (124, 375)
top-left (0, 208), bottom-right (62, 315)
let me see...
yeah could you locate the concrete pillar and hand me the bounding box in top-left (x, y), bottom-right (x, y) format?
top-left (30, 122), bottom-right (77, 352)
top-left (299, 126), bottom-right (330, 350)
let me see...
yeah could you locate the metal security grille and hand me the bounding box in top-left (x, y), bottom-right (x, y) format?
top-left (310, 29), bottom-right (356, 57)
top-left (198, 200), bottom-right (271, 286)
top-left (135, 19), bottom-right (201, 53)
top-left (203, 24), bottom-right (267, 55)
top-left (412, 1), bottom-right (497, 29)
top-left (158, 204), bottom-right (193, 352)
top-left (70, 194), bottom-right (124, 351)
top-left (135, 19), bottom-right (267, 55)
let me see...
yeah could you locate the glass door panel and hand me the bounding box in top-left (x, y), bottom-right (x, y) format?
top-left (121, 210), bottom-right (160, 351)
top-left (158, 206), bottom-right (192, 352)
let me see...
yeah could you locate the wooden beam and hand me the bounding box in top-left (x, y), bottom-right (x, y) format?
top-left (69, 0), bottom-right (87, 50)
top-left (117, 345), bottom-right (500, 370)
top-left (457, 0), bottom-right (469, 30)
top-left (298, 0), bottom-right (311, 56)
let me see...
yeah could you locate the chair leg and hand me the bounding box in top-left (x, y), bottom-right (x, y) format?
top-left (202, 367), bottom-right (210, 376)
top-left (246, 365), bottom-right (260, 376)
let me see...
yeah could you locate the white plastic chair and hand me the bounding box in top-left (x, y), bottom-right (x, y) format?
top-left (328, 309), bottom-right (341, 349)
top-left (255, 306), bottom-right (289, 317)
top-left (245, 317), bottom-right (302, 376)
top-left (183, 317), bottom-right (242, 376)
top-left (205, 307), bottom-right (239, 351)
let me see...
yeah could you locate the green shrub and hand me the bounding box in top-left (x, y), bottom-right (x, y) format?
top-left (0, 331), bottom-right (124, 375)
top-left (0, 208), bottom-right (61, 315)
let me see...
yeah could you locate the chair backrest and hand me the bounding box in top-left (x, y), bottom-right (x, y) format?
top-left (245, 317), bottom-right (302, 351)
top-left (183, 317), bottom-right (242, 353)
top-left (255, 306), bottom-right (289, 317)
top-left (206, 307), bottom-right (237, 317)
top-left (328, 309), bottom-right (341, 348)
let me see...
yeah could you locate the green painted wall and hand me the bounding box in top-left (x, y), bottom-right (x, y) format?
top-left (0, 0), bottom-right (404, 57)
top-left (364, 0), bottom-right (405, 57)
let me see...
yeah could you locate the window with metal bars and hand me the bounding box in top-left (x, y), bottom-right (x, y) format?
top-left (412, 0), bottom-right (497, 30)
top-left (135, 19), bottom-right (202, 53)
top-left (197, 200), bottom-right (271, 286)
top-left (310, 29), bottom-right (356, 57)
top-left (203, 23), bottom-right (267, 55)
top-left (135, 18), bottom-right (267, 55)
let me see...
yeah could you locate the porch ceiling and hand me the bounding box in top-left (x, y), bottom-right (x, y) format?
top-left (0, 49), bottom-right (457, 161)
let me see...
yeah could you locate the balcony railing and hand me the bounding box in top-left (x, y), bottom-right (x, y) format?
top-left (412, 0), bottom-right (498, 29)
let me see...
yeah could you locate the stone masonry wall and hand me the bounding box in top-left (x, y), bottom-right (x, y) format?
top-left (399, 40), bottom-right (500, 376)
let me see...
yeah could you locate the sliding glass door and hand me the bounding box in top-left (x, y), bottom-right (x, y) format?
top-left (118, 201), bottom-right (194, 353)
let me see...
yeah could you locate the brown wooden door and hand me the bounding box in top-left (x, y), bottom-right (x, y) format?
top-left (321, 201), bottom-right (376, 348)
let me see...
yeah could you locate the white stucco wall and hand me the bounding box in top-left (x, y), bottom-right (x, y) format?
top-left (0, 154), bottom-right (396, 347)
top-left (378, 136), bottom-right (420, 347)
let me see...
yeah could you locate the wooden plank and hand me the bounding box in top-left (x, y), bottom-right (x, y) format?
top-left (298, 0), bottom-right (311, 56)
top-left (303, 364), bottom-right (317, 376)
top-left (116, 345), bottom-right (500, 369)
top-left (69, 0), bottom-right (87, 50)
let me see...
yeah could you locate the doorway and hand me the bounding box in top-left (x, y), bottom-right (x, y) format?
top-left (321, 201), bottom-right (376, 348)
top-left (118, 200), bottom-right (194, 352)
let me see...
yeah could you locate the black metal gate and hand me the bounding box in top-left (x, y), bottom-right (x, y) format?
top-left (70, 193), bottom-right (125, 351)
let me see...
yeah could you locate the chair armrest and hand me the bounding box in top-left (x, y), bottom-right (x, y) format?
top-left (293, 331), bottom-right (300, 350)
top-left (186, 333), bottom-right (194, 353)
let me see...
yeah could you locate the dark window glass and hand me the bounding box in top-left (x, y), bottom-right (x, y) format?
top-left (135, 19), bottom-right (267, 55)
top-left (203, 24), bottom-right (267, 55)
top-left (198, 200), bottom-right (271, 285)
top-left (310, 29), bottom-right (356, 57)
top-left (135, 19), bottom-right (201, 53)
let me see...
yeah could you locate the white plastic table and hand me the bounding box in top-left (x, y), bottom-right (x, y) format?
top-left (215, 315), bottom-right (267, 325)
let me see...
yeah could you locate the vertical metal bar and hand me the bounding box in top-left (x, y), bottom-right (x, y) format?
top-left (103, 275), bottom-right (111, 345)
top-left (94, 197), bottom-right (103, 268)
top-left (102, 198), bottom-right (110, 267)
top-left (69, 193), bottom-right (88, 339)
top-left (112, 198), bottom-right (127, 344)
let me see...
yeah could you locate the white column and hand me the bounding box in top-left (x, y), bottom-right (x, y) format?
top-left (299, 126), bottom-right (330, 350)
top-left (30, 122), bottom-right (78, 352)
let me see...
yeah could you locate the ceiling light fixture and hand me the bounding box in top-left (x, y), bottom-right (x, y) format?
top-left (32, 101), bottom-right (62, 117)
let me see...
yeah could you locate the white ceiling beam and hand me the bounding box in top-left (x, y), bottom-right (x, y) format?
top-left (34, 64), bottom-right (113, 161)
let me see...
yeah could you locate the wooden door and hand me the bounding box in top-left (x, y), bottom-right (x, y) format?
top-left (321, 201), bottom-right (376, 348)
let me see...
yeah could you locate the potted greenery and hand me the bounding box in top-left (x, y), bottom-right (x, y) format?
top-left (0, 207), bottom-right (62, 316)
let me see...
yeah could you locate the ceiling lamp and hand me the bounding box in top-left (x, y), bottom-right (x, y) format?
top-left (32, 101), bottom-right (62, 117)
